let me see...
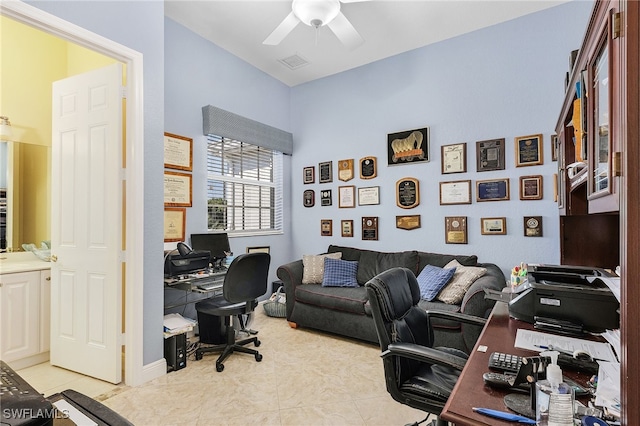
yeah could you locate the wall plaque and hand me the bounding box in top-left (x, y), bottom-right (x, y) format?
top-left (524, 216), bottom-right (543, 237)
top-left (445, 216), bottom-right (468, 244)
top-left (303, 190), bottom-right (315, 207)
top-left (341, 220), bottom-right (354, 237)
top-left (396, 178), bottom-right (420, 209)
top-left (359, 156), bottom-right (377, 179)
top-left (320, 189), bottom-right (332, 206)
top-left (388, 127), bottom-right (430, 165)
top-left (476, 138), bottom-right (505, 172)
top-left (476, 178), bottom-right (510, 202)
top-left (396, 215), bottom-right (421, 230)
top-left (338, 159), bottom-right (354, 182)
top-left (321, 219), bottom-right (333, 236)
top-left (319, 161), bottom-right (333, 183)
top-left (362, 217), bottom-right (378, 240)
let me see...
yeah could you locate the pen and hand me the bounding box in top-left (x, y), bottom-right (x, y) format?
top-left (472, 407), bottom-right (536, 424)
top-left (535, 344), bottom-right (574, 356)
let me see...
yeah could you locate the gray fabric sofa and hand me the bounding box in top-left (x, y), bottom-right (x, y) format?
top-left (276, 245), bottom-right (506, 352)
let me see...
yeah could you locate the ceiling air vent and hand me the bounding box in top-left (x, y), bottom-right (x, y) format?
top-left (278, 54), bottom-right (309, 70)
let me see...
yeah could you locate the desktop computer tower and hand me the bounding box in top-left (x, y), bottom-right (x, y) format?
top-left (197, 311), bottom-right (226, 344)
top-left (164, 333), bottom-right (187, 371)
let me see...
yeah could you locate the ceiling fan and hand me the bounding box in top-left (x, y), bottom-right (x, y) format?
top-left (263, 0), bottom-right (369, 50)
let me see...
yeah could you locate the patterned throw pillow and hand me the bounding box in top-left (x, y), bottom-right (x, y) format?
top-left (321, 258), bottom-right (359, 288)
top-left (437, 259), bottom-right (487, 304)
top-left (302, 252), bottom-right (342, 284)
top-left (416, 264), bottom-right (457, 301)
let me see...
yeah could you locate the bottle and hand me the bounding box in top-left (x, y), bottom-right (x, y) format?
top-left (535, 351), bottom-right (575, 426)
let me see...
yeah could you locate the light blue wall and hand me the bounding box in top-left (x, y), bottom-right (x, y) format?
top-left (289, 1), bottom-right (592, 278)
top-left (26, 0), bottom-right (166, 365)
top-left (164, 17), bottom-right (293, 289)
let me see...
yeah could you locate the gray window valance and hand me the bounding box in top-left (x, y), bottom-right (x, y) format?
top-left (202, 105), bottom-right (293, 155)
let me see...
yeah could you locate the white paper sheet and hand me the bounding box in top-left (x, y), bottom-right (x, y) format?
top-left (514, 329), bottom-right (618, 362)
top-left (53, 399), bottom-right (98, 426)
top-left (587, 276), bottom-right (620, 302)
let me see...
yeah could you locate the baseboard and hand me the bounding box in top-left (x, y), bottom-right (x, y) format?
top-left (140, 358), bottom-right (166, 384)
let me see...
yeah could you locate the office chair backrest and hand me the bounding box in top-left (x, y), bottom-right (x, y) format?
top-left (223, 252), bottom-right (271, 304)
top-left (366, 267), bottom-right (435, 382)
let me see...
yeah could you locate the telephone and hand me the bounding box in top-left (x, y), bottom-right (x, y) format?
top-left (566, 161), bottom-right (586, 179)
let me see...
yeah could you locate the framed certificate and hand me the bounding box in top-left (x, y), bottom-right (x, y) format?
top-left (445, 216), bottom-right (467, 244)
top-left (164, 132), bottom-right (193, 171)
top-left (476, 178), bottom-right (510, 202)
top-left (515, 134), bottom-right (543, 167)
top-left (476, 138), bottom-right (505, 172)
top-left (519, 175), bottom-right (543, 200)
top-left (338, 185), bottom-right (356, 208)
top-left (164, 171), bottom-right (192, 207)
top-left (164, 208), bottom-right (185, 242)
top-left (358, 186), bottom-right (380, 206)
top-left (439, 180), bottom-right (472, 205)
top-left (481, 217), bottom-right (507, 235)
top-left (441, 143), bottom-right (467, 174)
top-left (341, 220), bottom-right (354, 237)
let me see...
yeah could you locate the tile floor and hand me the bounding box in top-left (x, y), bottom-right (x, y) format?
top-left (19, 305), bottom-right (432, 425)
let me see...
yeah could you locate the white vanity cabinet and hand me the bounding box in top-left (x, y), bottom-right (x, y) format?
top-left (0, 268), bottom-right (51, 369)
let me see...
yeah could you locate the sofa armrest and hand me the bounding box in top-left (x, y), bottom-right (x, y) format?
top-left (459, 263), bottom-right (506, 318)
top-left (276, 259), bottom-right (304, 320)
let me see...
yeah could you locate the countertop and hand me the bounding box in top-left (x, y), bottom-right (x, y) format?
top-left (0, 252), bottom-right (52, 274)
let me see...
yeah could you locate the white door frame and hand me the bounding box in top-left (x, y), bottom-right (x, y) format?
top-left (1, 1), bottom-right (149, 386)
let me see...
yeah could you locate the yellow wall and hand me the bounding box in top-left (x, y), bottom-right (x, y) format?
top-left (0, 16), bottom-right (116, 249)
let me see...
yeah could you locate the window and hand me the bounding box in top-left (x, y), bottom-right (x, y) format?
top-left (206, 135), bottom-right (283, 235)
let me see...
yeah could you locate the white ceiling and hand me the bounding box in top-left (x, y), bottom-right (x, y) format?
top-left (165, 0), bottom-right (568, 87)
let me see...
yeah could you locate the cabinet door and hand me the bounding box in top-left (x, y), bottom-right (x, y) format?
top-left (0, 271), bottom-right (40, 362)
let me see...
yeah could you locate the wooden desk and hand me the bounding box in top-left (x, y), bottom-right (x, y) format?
top-left (441, 302), bottom-right (592, 425)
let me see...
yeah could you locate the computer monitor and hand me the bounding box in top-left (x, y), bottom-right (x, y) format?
top-left (190, 233), bottom-right (231, 261)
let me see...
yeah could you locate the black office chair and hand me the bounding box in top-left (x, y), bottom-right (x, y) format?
top-left (365, 267), bottom-right (486, 426)
top-left (195, 252), bottom-right (271, 372)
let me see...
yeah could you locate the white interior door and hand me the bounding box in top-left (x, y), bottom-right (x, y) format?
top-left (50, 63), bottom-right (123, 384)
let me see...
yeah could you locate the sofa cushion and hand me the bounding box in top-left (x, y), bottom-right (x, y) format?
top-left (417, 252), bottom-right (478, 270)
top-left (327, 245), bottom-right (363, 262)
top-left (416, 265), bottom-right (457, 301)
top-left (295, 284), bottom-right (369, 315)
top-left (438, 260), bottom-right (487, 304)
top-left (357, 250), bottom-right (419, 285)
top-left (322, 258), bottom-right (359, 288)
top-left (302, 252), bottom-right (343, 284)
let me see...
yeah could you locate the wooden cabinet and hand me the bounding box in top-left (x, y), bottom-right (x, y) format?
top-left (555, 0), bottom-right (623, 270)
top-left (0, 269), bottom-right (51, 369)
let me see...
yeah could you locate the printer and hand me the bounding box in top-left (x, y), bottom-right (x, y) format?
top-left (164, 243), bottom-right (211, 277)
top-left (506, 264), bottom-right (619, 333)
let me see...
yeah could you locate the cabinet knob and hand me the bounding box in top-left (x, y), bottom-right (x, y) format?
top-left (45, 276), bottom-right (51, 281)
top-left (50, 255), bottom-right (58, 262)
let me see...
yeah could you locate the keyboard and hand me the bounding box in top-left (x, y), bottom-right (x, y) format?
top-left (1, 360), bottom-right (54, 426)
top-left (194, 275), bottom-right (224, 291)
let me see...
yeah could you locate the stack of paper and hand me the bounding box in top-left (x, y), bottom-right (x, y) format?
top-left (163, 313), bottom-right (196, 337)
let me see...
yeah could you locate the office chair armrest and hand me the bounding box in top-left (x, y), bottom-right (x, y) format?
top-left (425, 310), bottom-right (487, 327)
top-left (382, 342), bottom-right (467, 371)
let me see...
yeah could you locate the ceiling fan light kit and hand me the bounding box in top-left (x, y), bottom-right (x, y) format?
top-left (293, 0), bottom-right (340, 28)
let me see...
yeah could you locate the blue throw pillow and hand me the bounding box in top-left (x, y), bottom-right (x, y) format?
top-left (322, 257), bottom-right (359, 288)
top-left (416, 264), bottom-right (457, 301)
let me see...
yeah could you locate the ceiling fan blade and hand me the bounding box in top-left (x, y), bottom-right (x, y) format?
top-left (327, 11), bottom-right (364, 50)
top-left (263, 11), bottom-right (300, 45)
top-left (340, 0), bottom-right (370, 3)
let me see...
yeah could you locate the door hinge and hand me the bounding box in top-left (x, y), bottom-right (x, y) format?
top-left (121, 86), bottom-right (127, 99)
top-left (119, 251), bottom-right (126, 263)
top-left (612, 152), bottom-right (622, 176)
top-left (613, 12), bottom-right (621, 39)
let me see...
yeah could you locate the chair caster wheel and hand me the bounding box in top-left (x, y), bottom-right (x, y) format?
top-left (216, 363), bottom-right (224, 372)
top-left (255, 353), bottom-right (263, 362)
top-left (255, 339), bottom-right (261, 347)
top-left (195, 351), bottom-right (203, 361)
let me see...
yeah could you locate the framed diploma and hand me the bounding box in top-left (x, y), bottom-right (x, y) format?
top-left (341, 220), bottom-right (354, 237)
top-left (362, 217), bottom-right (378, 240)
top-left (164, 132), bottom-right (193, 171)
top-left (387, 127), bottom-right (430, 165)
top-left (524, 216), bottom-right (543, 237)
top-left (441, 143), bottom-right (467, 174)
top-left (303, 190), bottom-right (315, 207)
top-left (445, 216), bottom-right (467, 244)
top-left (164, 171), bottom-right (192, 207)
top-left (319, 161), bottom-right (333, 183)
top-left (338, 159), bottom-right (354, 182)
top-left (480, 217), bottom-right (507, 235)
top-left (551, 134), bottom-right (559, 162)
top-left (396, 215), bottom-right (421, 230)
top-left (476, 178), bottom-right (510, 202)
top-left (476, 138), bottom-right (505, 172)
top-left (439, 180), bottom-right (472, 205)
top-left (303, 166), bottom-right (315, 184)
top-left (358, 186), bottom-right (380, 206)
top-left (515, 134), bottom-right (543, 167)
top-left (519, 175), bottom-right (543, 200)
top-left (338, 185), bottom-right (356, 208)
top-left (320, 189), bottom-right (332, 206)
top-left (396, 178), bottom-right (420, 209)
top-left (321, 219), bottom-right (333, 236)
top-left (164, 208), bottom-right (185, 242)
top-left (359, 157), bottom-right (377, 179)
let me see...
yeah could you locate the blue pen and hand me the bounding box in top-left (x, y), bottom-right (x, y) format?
top-left (472, 407), bottom-right (536, 424)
